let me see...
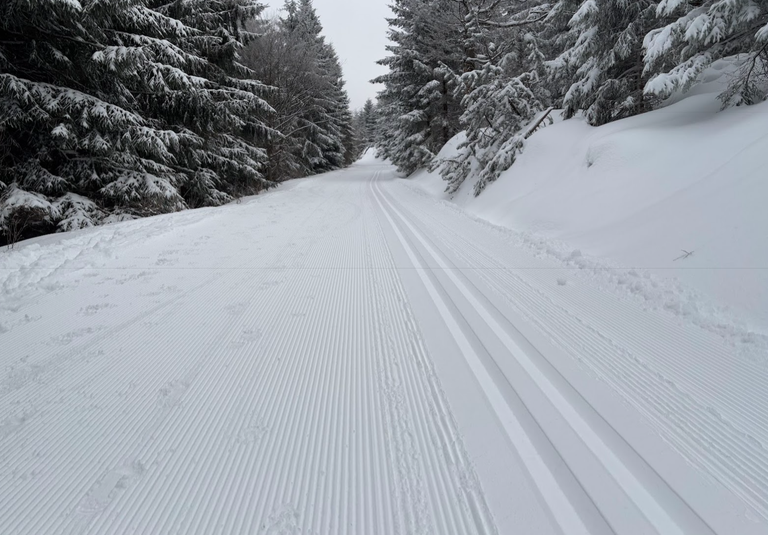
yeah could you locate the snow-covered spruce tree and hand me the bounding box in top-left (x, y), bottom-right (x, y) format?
top-left (0, 0), bottom-right (276, 243)
top-left (280, 0), bottom-right (326, 174)
top-left (435, 1), bottom-right (551, 195)
top-left (350, 99), bottom-right (374, 156)
top-left (541, 0), bottom-right (582, 102)
top-left (242, 0), bottom-right (355, 180)
top-left (351, 99), bottom-right (379, 159)
top-left (131, 0), bottom-right (275, 207)
top-left (549, 0), bottom-right (660, 126)
top-left (361, 100), bottom-right (379, 149)
top-left (374, 0), bottom-right (465, 175)
top-left (443, 57), bottom-right (550, 196)
top-left (338, 91), bottom-right (358, 166)
top-left (242, 17), bottom-right (312, 181)
top-left (272, 0), bottom-right (354, 175)
top-left (644, 0), bottom-right (768, 106)
top-left (0, 0), bottom-right (189, 239)
top-left (317, 43), bottom-right (355, 170)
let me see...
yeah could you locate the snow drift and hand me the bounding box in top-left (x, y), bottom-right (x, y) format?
top-left (413, 61), bottom-right (768, 332)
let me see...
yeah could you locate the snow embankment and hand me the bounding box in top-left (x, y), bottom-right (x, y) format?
top-left (411, 65), bottom-right (768, 345)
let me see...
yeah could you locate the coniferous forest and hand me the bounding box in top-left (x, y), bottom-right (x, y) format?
top-left (2, 3), bottom-right (768, 531)
top-left (4, 0), bottom-right (768, 243)
top-left (374, 0), bottom-right (768, 194)
top-left (0, 0), bottom-right (357, 244)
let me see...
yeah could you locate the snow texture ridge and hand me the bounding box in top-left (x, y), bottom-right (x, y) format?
top-left (1, 158), bottom-right (766, 534)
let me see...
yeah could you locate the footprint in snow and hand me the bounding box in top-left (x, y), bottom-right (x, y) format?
top-left (156, 380), bottom-right (190, 410)
top-left (155, 257), bottom-right (177, 266)
top-left (77, 303), bottom-right (116, 317)
top-left (225, 301), bottom-right (250, 316)
top-left (142, 285), bottom-right (182, 297)
top-left (75, 460), bottom-right (146, 517)
top-left (1, 363), bottom-right (45, 394)
top-left (0, 410), bottom-right (35, 439)
top-left (263, 505), bottom-right (303, 535)
top-left (115, 270), bottom-right (157, 285)
top-left (21, 313), bottom-right (41, 325)
top-left (235, 417), bottom-right (269, 446)
top-left (230, 327), bottom-right (263, 348)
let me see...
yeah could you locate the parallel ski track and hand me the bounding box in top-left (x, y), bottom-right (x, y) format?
top-left (392, 181), bottom-right (768, 521)
top-left (0, 171), bottom-right (496, 534)
top-left (5, 163), bottom-right (763, 535)
top-left (371, 175), bottom-right (721, 535)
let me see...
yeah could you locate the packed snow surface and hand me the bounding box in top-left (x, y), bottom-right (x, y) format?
top-left (1, 156), bottom-right (767, 534)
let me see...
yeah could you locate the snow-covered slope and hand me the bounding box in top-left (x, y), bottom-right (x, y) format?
top-left (1, 159), bottom-right (767, 533)
top-left (413, 66), bottom-right (768, 333)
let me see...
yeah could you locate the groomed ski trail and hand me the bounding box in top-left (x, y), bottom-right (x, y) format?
top-left (0, 158), bottom-right (766, 534)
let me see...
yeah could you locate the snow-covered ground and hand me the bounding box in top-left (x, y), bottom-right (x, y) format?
top-left (1, 155), bottom-right (767, 534)
top-left (416, 63), bottom-right (768, 338)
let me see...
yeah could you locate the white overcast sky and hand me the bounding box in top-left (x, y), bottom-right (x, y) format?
top-left (260, 0), bottom-right (392, 110)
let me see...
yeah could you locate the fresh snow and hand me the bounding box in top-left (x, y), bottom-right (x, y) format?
top-left (415, 66), bottom-right (768, 336)
top-left (0, 186), bottom-right (57, 221)
top-left (1, 152), bottom-right (767, 533)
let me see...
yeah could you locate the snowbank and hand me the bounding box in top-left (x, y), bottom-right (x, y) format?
top-left (411, 64), bottom-right (768, 332)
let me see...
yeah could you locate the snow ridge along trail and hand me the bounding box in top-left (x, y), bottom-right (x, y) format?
top-left (1, 158), bottom-right (766, 534)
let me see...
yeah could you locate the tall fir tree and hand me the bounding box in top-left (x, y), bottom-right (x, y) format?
top-left (278, 0), bottom-right (354, 175)
top-left (1, 0), bottom-right (189, 236)
top-left (374, 0), bottom-right (465, 175)
top-left (147, 0), bottom-right (276, 207)
top-left (361, 99), bottom-right (378, 149)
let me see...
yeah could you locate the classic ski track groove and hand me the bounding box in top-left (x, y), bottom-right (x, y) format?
top-left (372, 176), bottom-right (725, 535)
top-left (370, 178), bottom-right (597, 535)
top-left (394, 182), bottom-right (768, 520)
top-left (1, 162), bottom-right (765, 534)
